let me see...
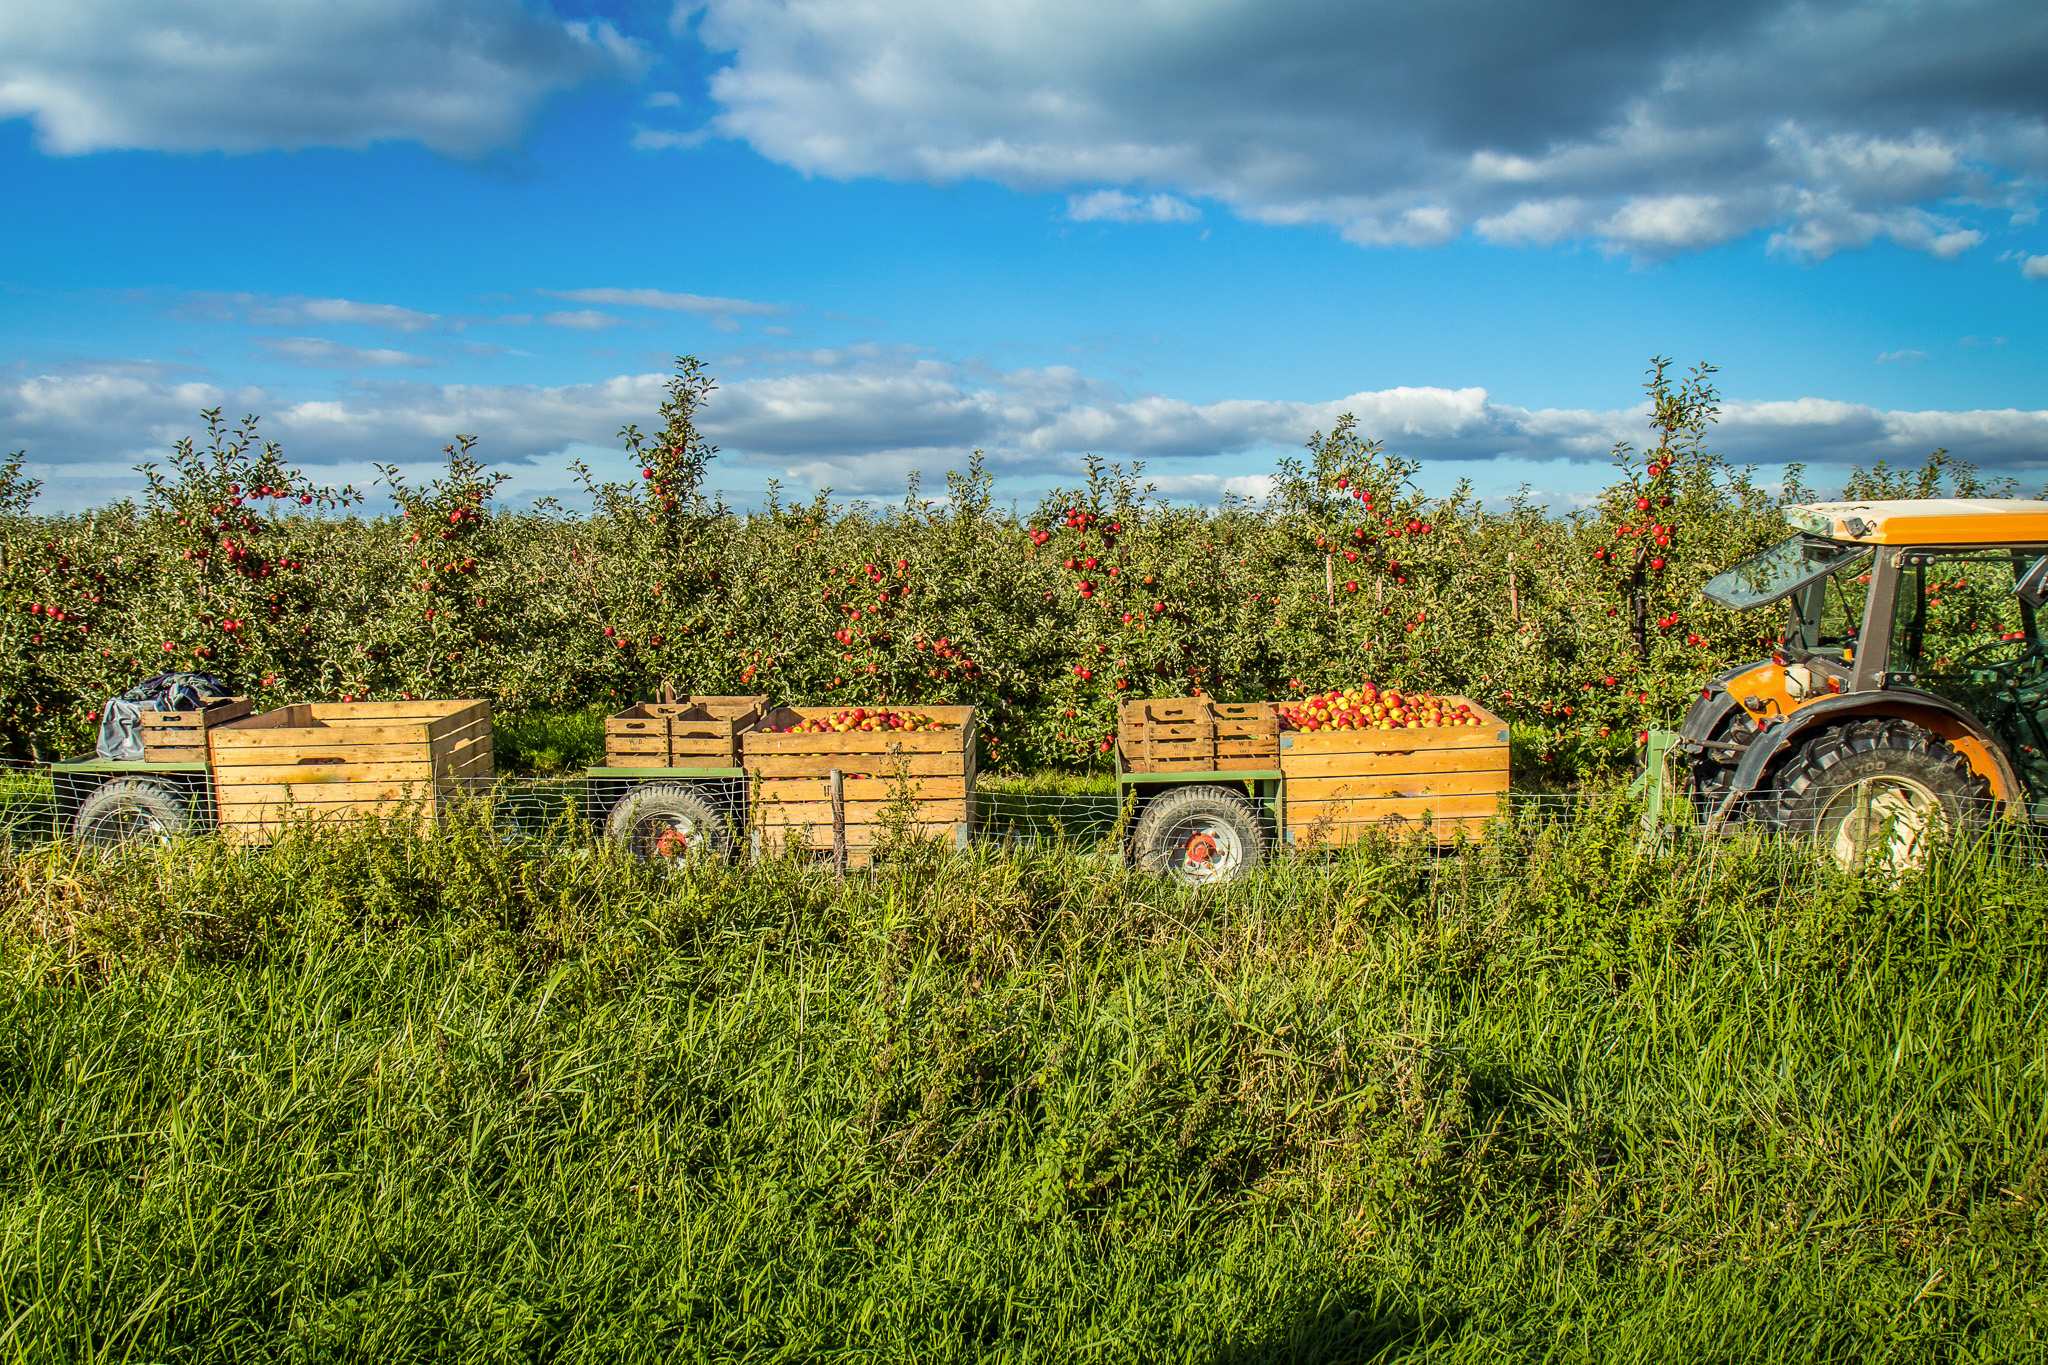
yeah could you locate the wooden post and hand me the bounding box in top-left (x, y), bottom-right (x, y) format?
top-left (1507, 552), bottom-right (1520, 623)
top-left (830, 767), bottom-right (847, 885)
top-left (1325, 552), bottom-right (1334, 607)
top-left (1631, 562), bottom-right (1648, 659)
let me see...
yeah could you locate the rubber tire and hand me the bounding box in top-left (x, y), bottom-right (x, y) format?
top-left (1131, 784), bottom-right (1266, 887)
top-left (72, 778), bottom-right (192, 848)
top-left (1768, 719), bottom-right (1991, 872)
top-left (605, 783), bottom-right (734, 863)
top-left (1679, 698), bottom-right (1757, 824)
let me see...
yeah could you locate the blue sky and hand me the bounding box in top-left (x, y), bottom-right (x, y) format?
top-left (3, 0), bottom-right (2046, 512)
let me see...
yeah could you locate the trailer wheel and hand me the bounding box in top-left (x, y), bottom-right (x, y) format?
top-left (1131, 785), bottom-right (1265, 887)
top-left (72, 778), bottom-right (192, 848)
top-left (606, 783), bottom-right (734, 863)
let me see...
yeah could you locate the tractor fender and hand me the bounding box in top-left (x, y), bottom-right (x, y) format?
top-left (1678, 662), bottom-right (1774, 744)
top-left (1705, 689), bottom-right (2023, 830)
top-left (1678, 686), bottom-right (1747, 744)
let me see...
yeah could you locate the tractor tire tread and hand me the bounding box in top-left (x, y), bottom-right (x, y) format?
top-left (1767, 718), bottom-right (1991, 836)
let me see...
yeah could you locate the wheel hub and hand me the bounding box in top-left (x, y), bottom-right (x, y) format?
top-left (641, 816), bottom-right (699, 860)
top-left (1825, 775), bottom-right (1942, 873)
top-left (1164, 818), bottom-right (1242, 881)
top-left (88, 802), bottom-right (170, 847)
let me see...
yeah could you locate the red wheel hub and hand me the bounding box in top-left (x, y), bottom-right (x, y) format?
top-left (1184, 832), bottom-right (1218, 864)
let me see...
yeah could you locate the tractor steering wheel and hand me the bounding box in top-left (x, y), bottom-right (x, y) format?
top-left (1948, 635), bottom-right (2039, 677)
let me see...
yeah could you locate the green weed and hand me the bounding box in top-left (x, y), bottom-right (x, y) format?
top-left (0, 815), bottom-right (2042, 1361)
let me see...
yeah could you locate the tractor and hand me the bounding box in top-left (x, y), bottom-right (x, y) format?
top-left (1674, 497), bottom-right (2048, 868)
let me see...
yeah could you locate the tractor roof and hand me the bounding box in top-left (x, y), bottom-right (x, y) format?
top-left (1784, 498), bottom-right (2048, 547)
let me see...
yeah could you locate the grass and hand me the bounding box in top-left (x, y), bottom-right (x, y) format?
top-left (976, 770), bottom-right (1121, 797)
top-left (1, 804), bottom-right (2045, 1361)
top-left (0, 768), bottom-right (52, 844)
top-left (494, 706), bottom-right (609, 775)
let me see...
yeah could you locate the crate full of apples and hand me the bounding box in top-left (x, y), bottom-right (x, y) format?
top-left (1277, 682), bottom-right (1508, 848)
top-left (742, 705), bottom-right (976, 861)
top-left (1277, 684), bottom-right (1490, 733)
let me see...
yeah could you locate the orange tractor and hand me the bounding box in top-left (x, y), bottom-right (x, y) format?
top-left (1673, 498), bottom-right (2048, 868)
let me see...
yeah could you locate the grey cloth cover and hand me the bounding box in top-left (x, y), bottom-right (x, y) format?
top-left (95, 672), bottom-right (235, 762)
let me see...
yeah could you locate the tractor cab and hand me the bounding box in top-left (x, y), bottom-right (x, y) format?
top-left (1884, 545), bottom-right (2048, 795)
top-left (1682, 498), bottom-right (2048, 867)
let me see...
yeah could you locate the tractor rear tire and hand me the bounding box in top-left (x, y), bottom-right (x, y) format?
top-left (1131, 785), bottom-right (1266, 887)
top-left (72, 778), bottom-right (192, 848)
top-left (1686, 712), bottom-right (1758, 823)
top-left (606, 783), bottom-right (734, 864)
top-left (1770, 719), bottom-right (1991, 873)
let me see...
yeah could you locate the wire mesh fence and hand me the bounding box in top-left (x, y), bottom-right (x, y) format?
top-left (7, 754), bottom-right (2042, 878)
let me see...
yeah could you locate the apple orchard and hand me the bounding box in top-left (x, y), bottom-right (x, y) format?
top-left (1, 358), bottom-right (2007, 777)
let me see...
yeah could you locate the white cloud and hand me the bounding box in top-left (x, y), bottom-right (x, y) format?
top-left (1066, 190), bottom-right (1201, 224)
top-left (1602, 195), bottom-right (1762, 255)
top-left (631, 126), bottom-right (711, 151)
top-left (1474, 199), bottom-right (1585, 246)
top-left (1876, 349), bottom-right (1927, 365)
top-left (2024, 253), bottom-right (2048, 280)
top-left (537, 287), bottom-right (789, 316)
top-left (0, 0), bottom-right (645, 157)
top-left (256, 337), bottom-right (431, 368)
top-left (181, 292), bottom-right (443, 334)
top-left (8, 350), bottom-right (2047, 509)
top-left (691, 0), bottom-right (2048, 260)
top-left (542, 310), bottom-right (626, 330)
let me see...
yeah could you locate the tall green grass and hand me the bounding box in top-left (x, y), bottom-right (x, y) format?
top-left (493, 706), bottom-right (608, 775)
top-left (1, 808), bottom-right (2043, 1361)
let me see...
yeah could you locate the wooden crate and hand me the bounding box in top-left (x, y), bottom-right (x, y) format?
top-left (1211, 701), bottom-right (1281, 767)
top-left (140, 696), bottom-right (253, 763)
top-left (1119, 698), bottom-right (1213, 772)
top-left (1119, 698), bottom-right (1280, 772)
top-left (743, 705), bottom-right (976, 864)
top-left (206, 699), bottom-right (493, 839)
top-left (604, 700), bottom-right (763, 768)
top-left (689, 694), bottom-right (768, 720)
top-left (1279, 697), bottom-right (1509, 848)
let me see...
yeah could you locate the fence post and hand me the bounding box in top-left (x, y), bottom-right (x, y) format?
top-left (830, 767), bottom-right (847, 886)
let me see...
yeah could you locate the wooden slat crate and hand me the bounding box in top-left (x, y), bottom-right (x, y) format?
top-left (1120, 698), bottom-right (1280, 772)
top-left (743, 705), bottom-right (976, 864)
top-left (206, 699), bottom-right (493, 839)
top-left (139, 696), bottom-right (253, 763)
top-left (604, 700), bottom-right (763, 768)
top-left (689, 694), bottom-right (768, 720)
top-left (1211, 701), bottom-right (1281, 766)
top-left (1119, 697), bottom-right (1213, 772)
top-left (1278, 697), bottom-right (1509, 848)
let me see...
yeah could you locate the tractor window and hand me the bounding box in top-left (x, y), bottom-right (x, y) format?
top-left (1887, 552), bottom-right (2040, 677)
top-left (1702, 534), bottom-right (1871, 612)
top-left (1787, 559), bottom-right (1872, 660)
top-left (1888, 551), bottom-right (2048, 808)
top-left (1818, 562), bottom-right (1869, 648)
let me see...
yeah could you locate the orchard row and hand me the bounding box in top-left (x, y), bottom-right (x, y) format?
top-left (0, 359), bottom-right (2014, 775)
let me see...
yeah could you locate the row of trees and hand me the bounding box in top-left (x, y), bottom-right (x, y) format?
top-left (2, 358), bottom-right (2024, 774)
